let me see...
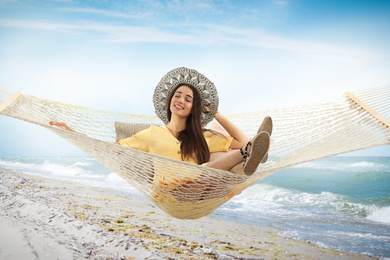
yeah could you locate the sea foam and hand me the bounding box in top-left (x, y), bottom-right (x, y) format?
top-left (232, 183), bottom-right (380, 219)
top-left (367, 206), bottom-right (390, 224)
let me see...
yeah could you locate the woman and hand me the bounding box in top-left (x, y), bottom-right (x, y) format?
top-left (51, 67), bottom-right (271, 176)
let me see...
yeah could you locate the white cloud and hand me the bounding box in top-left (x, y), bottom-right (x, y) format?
top-left (0, 0), bottom-right (17, 5)
top-left (0, 18), bottom-right (191, 42)
top-left (190, 24), bottom-right (379, 64)
top-left (0, 19), bottom-right (72, 31)
top-left (58, 7), bottom-right (143, 19)
top-left (274, 0), bottom-right (289, 8)
top-left (0, 18), bottom-right (380, 64)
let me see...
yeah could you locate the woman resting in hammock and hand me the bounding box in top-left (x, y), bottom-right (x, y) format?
top-left (50, 67), bottom-right (272, 176)
top-left (50, 67), bottom-right (272, 203)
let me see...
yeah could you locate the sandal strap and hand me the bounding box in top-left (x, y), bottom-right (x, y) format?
top-left (245, 141), bottom-right (252, 157)
top-left (240, 141), bottom-right (252, 168)
top-left (240, 147), bottom-right (247, 158)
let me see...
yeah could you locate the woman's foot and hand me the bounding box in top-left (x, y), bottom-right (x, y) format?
top-left (240, 131), bottom-right (270, 176)
top-left (257, 116), bottom-right (272, 163)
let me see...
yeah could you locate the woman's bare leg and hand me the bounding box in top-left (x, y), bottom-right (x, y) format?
top-left (206, 149), bottom-right (244, 172)
top-left (230, 163), bottom-right (245, 174)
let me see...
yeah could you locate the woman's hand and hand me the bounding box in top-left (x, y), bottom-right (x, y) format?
top-left (214, 111), bottom-right (222, 121)
top-left (49, 121), bottom-right (73, 131)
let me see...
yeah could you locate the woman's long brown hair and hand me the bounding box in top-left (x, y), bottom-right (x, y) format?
top-left (167, 84), bottom-right (210, 164)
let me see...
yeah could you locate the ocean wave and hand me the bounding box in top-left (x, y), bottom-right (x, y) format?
top-left (71, 161), bottom-right (91, 167)
top-left (0, 158), bottom-right (41, 172)
top-left (292, 159), bottom-right (389, 173)
top-left (237, 183), bottom-right (337, 205)
top-left (40, 161), bottom-right (101, 179)
top-left (0, 157), bottom-right (141, 196)
top-left (367, 206), bottom-right (390, 224)
top-left (348, 161), bottom-right (389, 173)
top-left (350, 161), bottom-right (377, 168)
top-left (232, 183), bottom-right (381, 219)
top-left (0, 157), bottom-right (103, 180)
top-left (327, 230), bottom-right (390, 240)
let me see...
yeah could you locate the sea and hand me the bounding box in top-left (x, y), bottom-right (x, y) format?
top-left (0, 156), bottom-right (389, 259)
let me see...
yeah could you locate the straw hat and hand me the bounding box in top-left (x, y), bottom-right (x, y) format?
top-left (153, 67), bottom-right (219, 126)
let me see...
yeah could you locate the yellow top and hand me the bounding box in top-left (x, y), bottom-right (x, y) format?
top-left (119, 125), bottom-right (232, 164)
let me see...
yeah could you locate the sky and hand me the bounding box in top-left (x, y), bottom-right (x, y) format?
top-left (0, 0), bottom-right (389, 157)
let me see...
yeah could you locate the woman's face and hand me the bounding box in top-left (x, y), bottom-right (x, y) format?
top-left (170, 85), bottom-right (194, 120)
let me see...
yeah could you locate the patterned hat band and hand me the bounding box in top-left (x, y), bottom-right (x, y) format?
top-left (153, 67), bottom-right (219, 126)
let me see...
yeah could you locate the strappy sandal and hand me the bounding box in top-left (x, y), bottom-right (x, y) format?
top-left (257, 116), bottom-right (272, 163)
top-left (240, 131), bottom-right (270, 176)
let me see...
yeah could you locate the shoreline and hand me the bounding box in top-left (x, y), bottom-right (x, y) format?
top-left (0, 168), bottom-right (378, 259)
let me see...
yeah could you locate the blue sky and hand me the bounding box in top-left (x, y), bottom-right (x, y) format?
top-left (0, 0), bottom-right (389, 156)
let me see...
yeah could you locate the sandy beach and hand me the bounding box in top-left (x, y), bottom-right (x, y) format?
top-left (0, 168), bottom-right (378, 260)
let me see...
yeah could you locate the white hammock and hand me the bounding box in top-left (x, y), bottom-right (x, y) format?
top-left (1, 86), bottom-right (389, 219)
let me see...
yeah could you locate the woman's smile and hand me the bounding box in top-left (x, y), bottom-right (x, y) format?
top-left (174, 104), bottom-right (184, 110)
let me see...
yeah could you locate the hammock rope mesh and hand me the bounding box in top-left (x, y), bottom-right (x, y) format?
top-left (1, 85), bottom-right (389, 219)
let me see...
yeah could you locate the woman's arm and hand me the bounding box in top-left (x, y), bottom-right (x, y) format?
top-left (214, 111), bottom-right (249, 149)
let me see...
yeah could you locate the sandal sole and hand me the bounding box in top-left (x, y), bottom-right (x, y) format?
top-left (244, 132), bottom-right (270, 176)
top-left (258, 116), bottom-right (272, 163)
top-left (258, 116), bottom-right (273, 136)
